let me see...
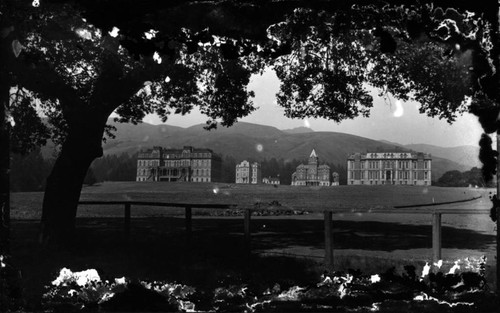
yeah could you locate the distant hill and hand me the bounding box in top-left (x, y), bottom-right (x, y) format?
top-left (377, 141), bottom-right (480, 169)
top-left (378, 140), bottom-right (404, 147)
top-left (403, 143), bottom-right (480, 169)
top-left (101, 120), bottom-right (469, 181)
top-left (283, 127), bottom-right (314, 134)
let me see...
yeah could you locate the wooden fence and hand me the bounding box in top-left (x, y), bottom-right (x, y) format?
top-left (78, 200), bottom-right (236, 240)
top-left (78, 200), bottom-right (494, 284)
top-left (322, 208), bottom-right (491, 266)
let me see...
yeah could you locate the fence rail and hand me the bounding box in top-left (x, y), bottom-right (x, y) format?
top-left (77, 199), bottom-right (492, 268)
top-left (78, 200), bottom-right (236, 238)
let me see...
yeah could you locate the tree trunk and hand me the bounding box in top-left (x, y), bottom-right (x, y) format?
top-left (494, 0), bottom-right (500, 294)
top-left (0, 25), bottom-right (16, 254)
top-left (0, 79), bottom-right (10, 254)
top-left (39, 115), bottom-right (106, 245)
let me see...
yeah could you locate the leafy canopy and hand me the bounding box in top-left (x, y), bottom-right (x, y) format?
top-left (4, 1), bottom-right (497, 153)
top-left (268, 5), bottom-right (494, 124)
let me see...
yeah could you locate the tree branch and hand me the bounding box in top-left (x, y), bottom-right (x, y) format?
top-left (12, 53), bottom-right (84, 120)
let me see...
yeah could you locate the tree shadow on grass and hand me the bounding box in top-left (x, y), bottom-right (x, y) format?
top-left (11, 218), bottom-right (320, 311)
top-left (242, 219), bottom-right (496, 252)
top-left (10, 217), bottom-right (495, 310)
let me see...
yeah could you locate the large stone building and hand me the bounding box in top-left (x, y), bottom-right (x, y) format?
top-left (235, 160), bottom-right (261, 184)
top-left (136, 146), bottom-right (221, 182)
top-left (347, 152), bottom-right (432, 186)
top-left (291, 149), bottom-right (331, 186)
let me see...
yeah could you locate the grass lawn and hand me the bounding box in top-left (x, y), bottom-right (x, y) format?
top-left (10, 182), bottom-right (483, 219)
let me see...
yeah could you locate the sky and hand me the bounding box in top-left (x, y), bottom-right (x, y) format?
top-left (143, 69), bottom-right (483, 148)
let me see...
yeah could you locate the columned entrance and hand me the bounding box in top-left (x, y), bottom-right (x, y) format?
top-left (386, 170), bottom-right (393, 184)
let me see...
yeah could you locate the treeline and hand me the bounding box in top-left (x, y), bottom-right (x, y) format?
top-left (435, 167), bottom-right (495, 187)
top-left (90, 153), bottom-right (137, 182)
top-left (11, 148), bottom-right (53, 192)
top-left (10, 150), bottom-right (138, 191)
top-left (11, 151), bottom-right (348, 191)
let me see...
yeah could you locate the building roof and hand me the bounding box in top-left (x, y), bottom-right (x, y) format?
top-left (310, 149), bottom-right (317, 158)
top-left (137, 146), bottom-right (218, 159)
top-left (347, 152), bottom-right (432, 160)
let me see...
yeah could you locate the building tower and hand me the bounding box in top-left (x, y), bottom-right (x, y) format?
top-left (308, 149), bottom-right (318, 165)
top-left (291, 149), bottom-right (331, 186)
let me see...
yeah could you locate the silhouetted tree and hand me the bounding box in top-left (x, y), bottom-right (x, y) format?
top-left (2, 1), bottom-right (498, 245)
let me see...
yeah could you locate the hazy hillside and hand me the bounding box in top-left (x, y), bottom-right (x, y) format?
top-left (101, 121), bottom-right (468, 180)
top-left (403, 143), bottom-right (480, 169)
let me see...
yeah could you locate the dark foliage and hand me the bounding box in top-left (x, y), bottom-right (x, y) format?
top-left (90, 153), bottom-right (137, 182)
top-left (220, 155), bottom-right (237, 183)
top-left (478, 134), bottom-right (498, 183)
top-left (0, 255), bottom-right (24, 312)
top-left (469, 93), bottom-right (499, 134)
top-left (374, 27), bottom-right (397, 54)
top-left (10, 149), bottom-right (53, 192)
top-left (489, 194), bottom-right (499, 222)
top-left (9, 96), bottom-right (50, 155)
top-left (435, 167), bottom-right (493, 187)
top-left (100, 282), bottom-right (179, 312)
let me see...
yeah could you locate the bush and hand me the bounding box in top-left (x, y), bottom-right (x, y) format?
top-left (41, 260), bottom-right (498, 313)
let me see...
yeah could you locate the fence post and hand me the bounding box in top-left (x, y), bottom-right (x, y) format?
top-left (324, 210), bottom-right (333, 269)
top-left (432, 212), bottom-right (442, 262)
top-left (124, 203), bottom-right (131, 239)
top-left (185, 206), bottom-right (192, 243)
top-left (244, 209), bottom-right (251, 249)
top-left (497, 202), bottom-right (499, 293)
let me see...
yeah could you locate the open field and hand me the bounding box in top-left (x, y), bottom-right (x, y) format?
top-left (9, 183), bottom-right (497, 309)
top-left (10, 182), bottom-right (495, 259)
top-left (11, 182), bottom-right (484, 219)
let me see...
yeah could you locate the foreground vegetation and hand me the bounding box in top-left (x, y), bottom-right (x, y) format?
top-left (39, 261), bottom-right (497, 313)
top-left (7, 214), bottom-right (497, 312)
